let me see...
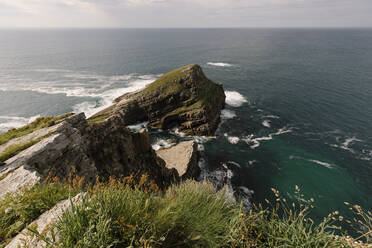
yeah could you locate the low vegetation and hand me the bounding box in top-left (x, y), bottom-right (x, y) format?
top-left (0, 176), bottom-right (82, 247)
top-left (141, 65), bottom-right (192, 97)
top-left (0, 134), bottom-right (51, 163)
top-left (87, 115), bottom-right (109, 126)
top-left (0, 113), bottom-right (73, 146)
top-left (20, 177), bottom-right (371, 248)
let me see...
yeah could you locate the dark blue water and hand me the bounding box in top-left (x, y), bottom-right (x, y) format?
top-left (0, 29), bottom-right (371, 223)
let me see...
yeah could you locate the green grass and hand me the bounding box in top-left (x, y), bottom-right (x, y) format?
top-left (30, 179), bottom-right (371, 248)
top-left (87, 115), bottom-right (109, 126)
top-left (141, 64), bottom-right (194, 97)
top-left (0, 180), bottom-right (80, 247)
top-left (0, 134), bottom-right (51, 163)
top-left (4, 178), bottom-right (370, 247)
top-left (0, 113), bottom-right (73, 146)
top-left (50, 180), bottom-right (239, 248)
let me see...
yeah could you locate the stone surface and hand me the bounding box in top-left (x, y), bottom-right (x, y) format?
top-left (156, 140), bottom-right (200, 180)
top-left (91, 64), bottom-right (225, 136)
top-left (5, 193), bottom-right (85, 248)
top-left (0, 113), bottom-right (179, 198)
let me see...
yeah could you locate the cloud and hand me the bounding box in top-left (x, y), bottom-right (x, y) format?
top-left (0, 0), bottom-right (371, 27)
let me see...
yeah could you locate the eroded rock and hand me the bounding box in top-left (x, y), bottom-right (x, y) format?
top-left (156, 140), bottom-right (200, 180)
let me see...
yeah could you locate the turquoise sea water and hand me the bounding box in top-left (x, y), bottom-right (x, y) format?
top-left (0, 29), bottom-right (371, 224)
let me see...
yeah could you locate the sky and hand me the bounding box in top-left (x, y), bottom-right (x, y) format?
top-left (0, 0), bottom-right (371, 28)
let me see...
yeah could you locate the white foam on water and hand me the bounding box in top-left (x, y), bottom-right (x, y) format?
top-left (262, 120), bottom-right (271, 128)
top-left (225, 91), bottom-right (248, 107)
top-left (243, 127), bottom-right (292, 149)
top-left (72, 76), bottom-right (157, 118)
top-left (0, 115), bottom-right (41, 133)
top-left (228, 136), bottom-right (240, 144)
top-left (207, 62), bottom-right (233, 67)
top-left (173, 128), bottom-right (186, 138)
top-left (151, 139), bottom-right (176, 151)
top-left (127, 121), bottom-right (149, 132)
top-left (248, 160), bottom-right (257, 165)
top-left (264, 115), bottom-right (280, 119)
top-left (227, 161), bottom-right (241, 168)
top-left (289, 155), bottom-right (334, 169)
top-left (224, 133), bottom-right (240, 144)
top-left (221, 109), bottom-right (237, 120)
top-left (340, 136), bottom-right (362, 152)
top-left (308, 159), bottom-right (333, 169)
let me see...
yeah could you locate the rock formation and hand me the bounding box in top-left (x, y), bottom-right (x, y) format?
top-left (0, 113), bottom-right (178, 198)
top-left (90, 64), bottom-right (226, 136)
top-left (156, 140), bottom-right (200, 180)
top-left (0, 64), bottom-right (225, 197)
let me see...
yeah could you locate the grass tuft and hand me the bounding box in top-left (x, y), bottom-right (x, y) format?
top-left (0, 177), bottom-right (81, 247)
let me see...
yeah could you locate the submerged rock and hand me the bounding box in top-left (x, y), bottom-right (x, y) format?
top-left (156, 140), bottom-right (200, 180)
top-left (91, 64), bottom-right (226, 136)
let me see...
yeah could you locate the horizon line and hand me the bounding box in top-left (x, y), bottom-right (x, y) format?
top-left (1, 26), bottom-right (372, 30)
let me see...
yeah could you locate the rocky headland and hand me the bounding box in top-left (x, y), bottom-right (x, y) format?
top-left (0, 64), bottom-right (225, 199)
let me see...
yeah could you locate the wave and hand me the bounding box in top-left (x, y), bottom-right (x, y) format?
top-left (221, 109), bottom-right (237, 120)
top-left (207, 62), bottom-right (233, 67)
top-left (224, 133), bottom-right (240, 144)
top-left (308, 159), bottom-right (333, 169)
top-left (225, 91), bottom-right (248, 107)
top-left (71, 75), bottom-right (157, 117)
top-left (243, 127), bottom-right (292, 149)
top-left (262, 120), bottom-right (271, 128)
top-left (0, 115), bottom-right (41, 133)
top-left (263, 115), bottom-right (280, 119)
top-left (341, 136), bottom-right (362, 152)
top-left (151, 139), bottom-right (176, 151)
top-left (289, 155), bottom-right (333, 169)
top-left (127, 121), bottom-right (149, 132)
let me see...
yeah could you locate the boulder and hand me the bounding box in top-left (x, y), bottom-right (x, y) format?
top-left (90, 64), bottom-right (225, 136)
top-left (156, 140), bottom-right (200, 180)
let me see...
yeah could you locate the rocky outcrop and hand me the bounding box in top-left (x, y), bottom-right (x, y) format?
top-left (0, 113), bottom-right (179, 197)
top-left (90, 64), bottom-right (226, 136)
top-left (0, 65), bottom-right (225, 196)
top-left (156, 141), bottom-right (200, 180)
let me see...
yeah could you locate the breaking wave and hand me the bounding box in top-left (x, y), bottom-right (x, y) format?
top-left (0, 115), bottom-right (40, 133)
top-left (225, 91), bottom-right (248, 107)
top-left (151, 139), bottom-right (176, 151)
top-left (207, 62), bottom-right (233, 67)
top-left (289, 155), bottom-right (334, 169)
top-left (243, 127), bottom-right (292, 149)
top-left (221, 109), bottom-right (237, 120)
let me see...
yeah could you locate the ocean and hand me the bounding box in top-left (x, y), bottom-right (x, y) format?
top-left (0, 28), bottom-right (371, 223)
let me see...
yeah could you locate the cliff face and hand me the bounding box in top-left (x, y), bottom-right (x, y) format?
top-left (91, 64), bottom-right (226, 136)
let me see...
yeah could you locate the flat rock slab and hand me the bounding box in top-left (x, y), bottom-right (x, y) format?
top-left (0, 166), bottom-right (41, 200)
top-left (156, 140), bottom-right (200, 179)
top-left (6, 193), bottom-right (85, 248)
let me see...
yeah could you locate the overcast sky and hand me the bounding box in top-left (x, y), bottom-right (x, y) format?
top-left (0, 0), bottom-right (371, 28)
